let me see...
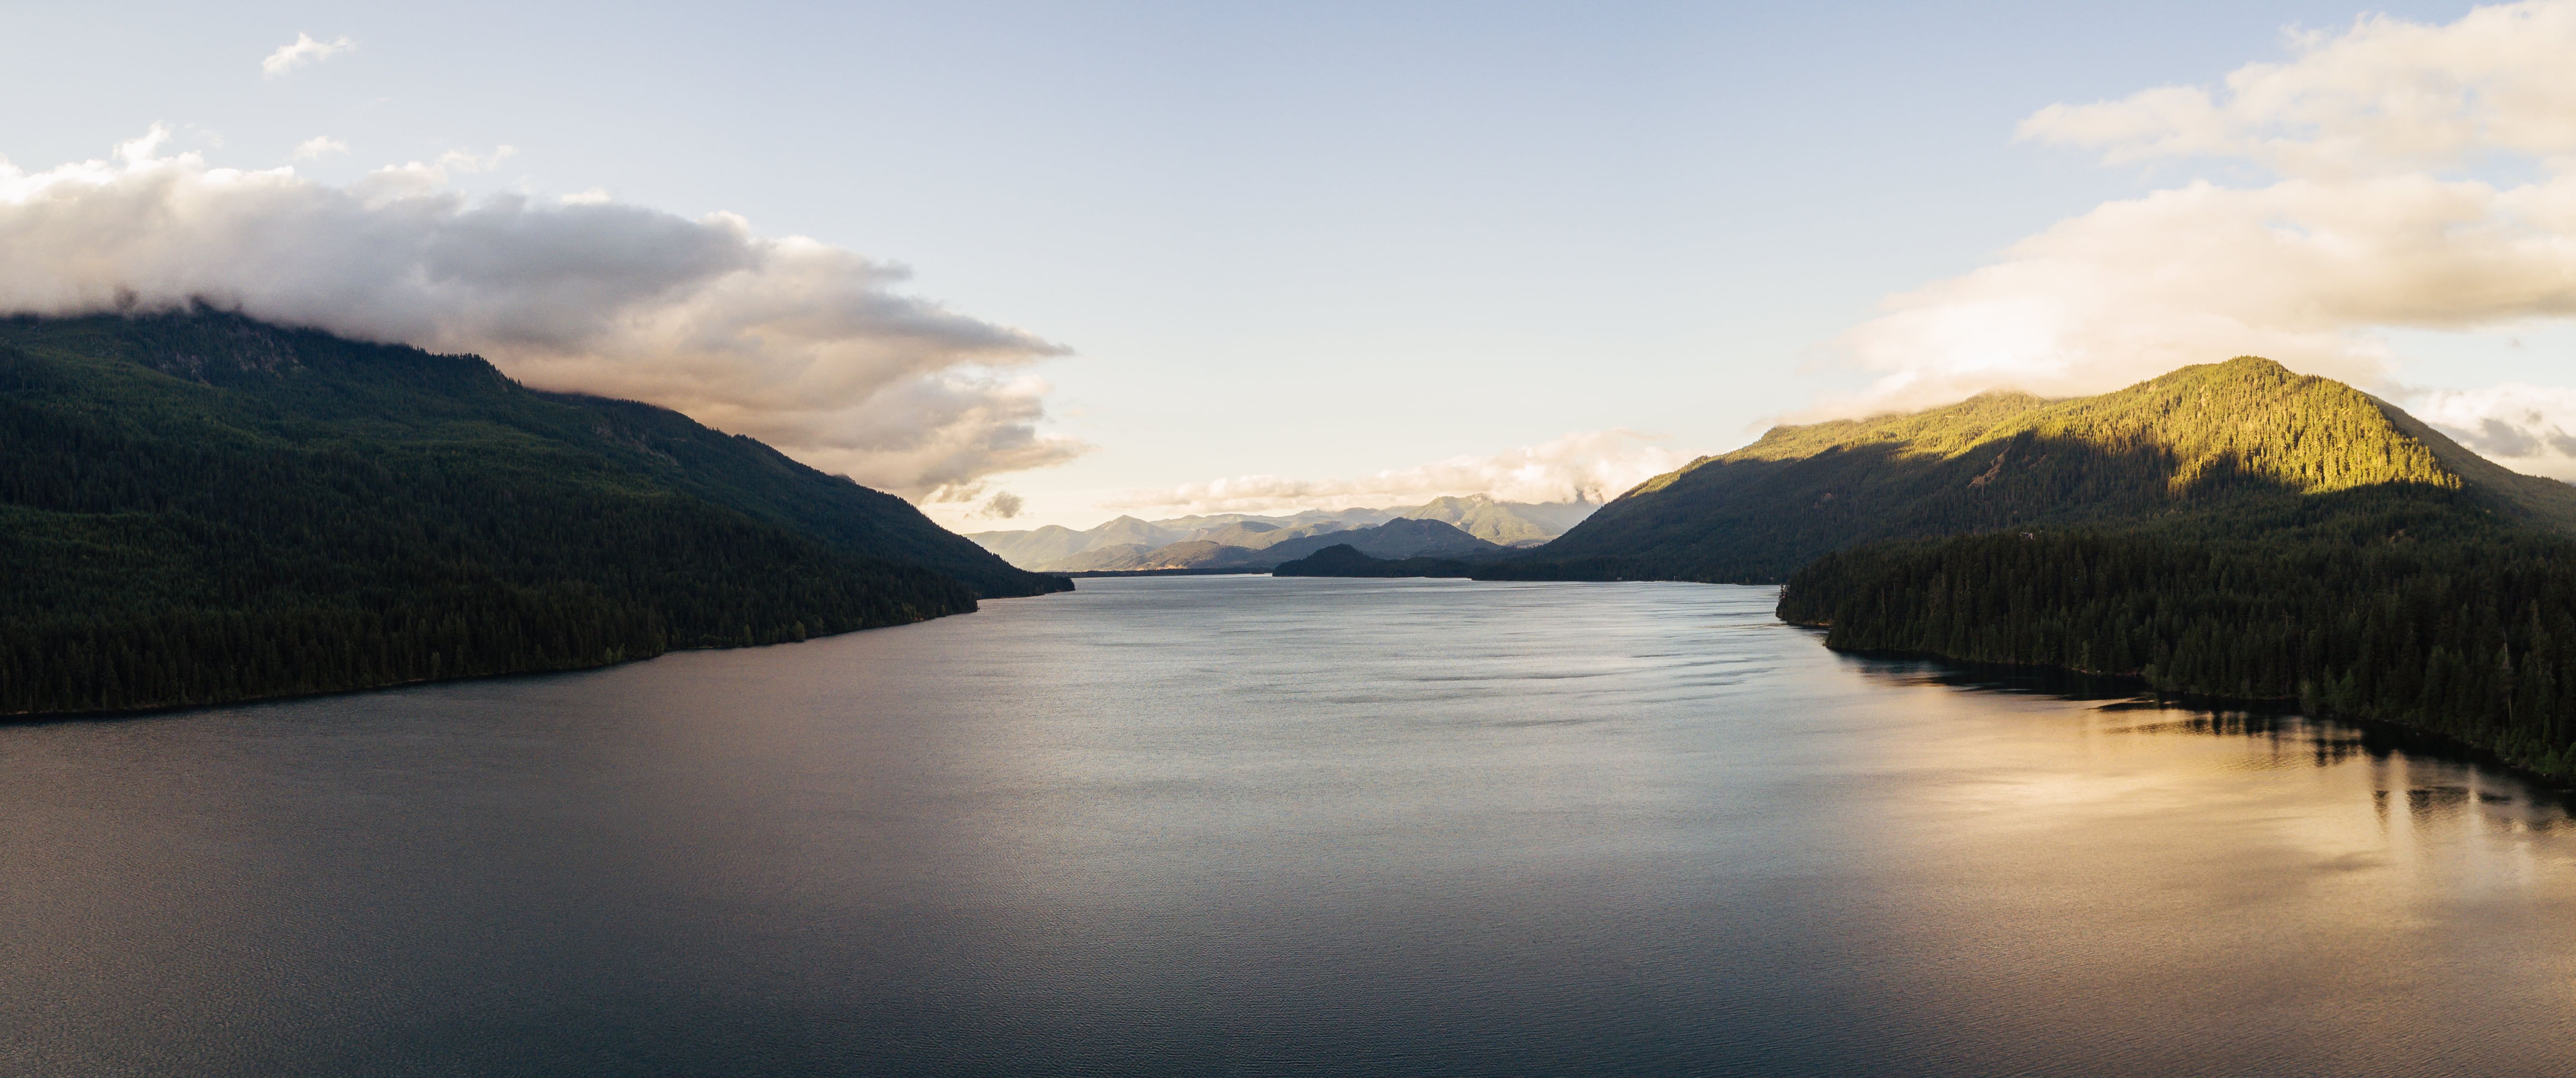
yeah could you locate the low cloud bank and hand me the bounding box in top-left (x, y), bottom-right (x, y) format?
top-left (0, 129), bottom-right (1081, 497)
top-left (1105, 430), bottom-right (1700, 517)
top-left (1812, 0), bottom-right (2576, 471)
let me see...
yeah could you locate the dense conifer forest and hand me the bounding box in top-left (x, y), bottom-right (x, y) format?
top-left (1777, 487), bottom-right (2576, 777)
top-left (0, 310), bottom-right (1064, 715)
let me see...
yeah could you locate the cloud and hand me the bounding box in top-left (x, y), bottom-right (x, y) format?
top-left (1105, 429), bottom-right (1700, 516)
top-left (1811, 0), bottom-right (2576, 453)
top-left (2417, 383), bottom-right (2576, 479)
top-left (978, 491), bottom-right (1025, 520)
top-left (290, 136), bottom-right (348, 161)
top-left (437, 146), bottom-right (516, 174)
top-left (2019, 4), bottom-right (2576, 178)
top-left (0, 129), bottom-right (1083, 497)
top-left (262, 33), bottom-right (354, 78)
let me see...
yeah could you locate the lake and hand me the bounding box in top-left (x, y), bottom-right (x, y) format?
top-left (5, 576), bottom-right (2573, 1076)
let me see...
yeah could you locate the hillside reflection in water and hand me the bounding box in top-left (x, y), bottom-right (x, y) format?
top-left (3, 577), bottom-right (2572, 1076)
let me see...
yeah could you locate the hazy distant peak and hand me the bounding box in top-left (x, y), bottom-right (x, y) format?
top-left (968, 497), bottom-right (1596, 570)
top-left (1399, 494), bottom-right (1597, 545)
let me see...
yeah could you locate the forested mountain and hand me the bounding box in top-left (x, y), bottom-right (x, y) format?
top-left (1490, 358), bottom-right (2576, 582)
top-left (0, 310), bottom-right (1065, 716)
top-left (1734, 358), bottom-right (2576, 777)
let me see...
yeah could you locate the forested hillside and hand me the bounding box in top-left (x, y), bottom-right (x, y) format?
top-left (1490, 358), bottom-right (2576, 582)
top-left (0, 310), bottom-right (1065, 715)
top-left (1776, 487), bottom-right (2576, 777)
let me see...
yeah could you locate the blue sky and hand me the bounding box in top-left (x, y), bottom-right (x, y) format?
top-left (5, 0), bottom-right (2560, 529)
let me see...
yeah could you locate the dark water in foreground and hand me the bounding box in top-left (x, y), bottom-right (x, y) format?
top-left (6, 577), bottom-right (2575, 1076)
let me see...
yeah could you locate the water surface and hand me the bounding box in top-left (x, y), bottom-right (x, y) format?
top-left (5, 577), bottom-right (2572, 1075)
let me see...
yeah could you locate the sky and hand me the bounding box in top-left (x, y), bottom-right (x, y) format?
top-left (7, 0), bottom-right (2576, 530)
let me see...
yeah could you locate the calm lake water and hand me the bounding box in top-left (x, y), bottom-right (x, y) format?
top-left (6, 577), bottom-right (2575, 1076)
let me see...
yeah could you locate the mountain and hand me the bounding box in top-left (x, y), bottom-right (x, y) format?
top-left (971, 514), bottom-right (1203, 570)
top-left (965, 524), bottom-right (1096, 569)
top-left (1040, 543), bottom-right (1160, 572)
top-left (972, 501), bottom-right (1591, 570)
top-left (0, 309), bottom-right (1065, 716)
top-left (1041, 540), bottom-right (1268, 572)
top-left (1749, 357), bottom-right (2576, 780)
top-left (1490, 357), bottom-right (2576, 582)
top-left (1021, 517), bottom-right (1508, 575)
top-left (1190, 521), bottom-right (1290, 549)
top-left (1400, 494), bottom-right (1596, 546)
top-left (1257, 517), bottom-right (1506, 564)
top-left (1272, 544), bottom-right (1479, 578)
top-left (1216, 518), bottom-right (1368, 550)
top-left (1150, 507), bottom-right (1404, 533)
top-left (1087, 515), bottom-right (1184, 549)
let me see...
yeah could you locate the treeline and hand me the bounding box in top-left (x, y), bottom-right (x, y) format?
top-left (0, 486), bottom-right (972, 714)
top-left (1779, 508), bottom-right (2576, 777)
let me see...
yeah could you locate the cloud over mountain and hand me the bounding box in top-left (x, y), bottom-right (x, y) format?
top-left (0, 129), bottom-right (1081, 497)
top-left (1106, 429), bottom-right (1699, 516)
top-left (1815, 0), bottom-right (2576, 478)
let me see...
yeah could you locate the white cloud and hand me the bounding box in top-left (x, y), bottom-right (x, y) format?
top-left (2020, 4), bottom-right (2576, 178)
top-left (290, 136), bottom-right (348, 161)
top-left (0, 129), bottom-right (1083, 497)
top-left (436, 146), bottom-right (516, 174)
top-left (1811, 0), bottom-right (2576, 459)
top-left (262, 33), bottom-right (355, 78)
top-left (2418, 383), bottom-right (2576, 479)
top-left (1105, 429), bottom-right (1700, 516)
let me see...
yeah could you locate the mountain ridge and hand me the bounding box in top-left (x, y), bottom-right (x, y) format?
top-left (1486, 357), bottom-right (2576, 583)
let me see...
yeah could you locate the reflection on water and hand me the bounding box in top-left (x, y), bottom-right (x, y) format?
top-left (5, 577), bottom-right (2576, 1076)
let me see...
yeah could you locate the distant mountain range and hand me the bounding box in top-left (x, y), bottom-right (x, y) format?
top-left (969, 493), bottom-right (1593, 572)
top-left (1038, 517), bottom-right (1513, 573)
